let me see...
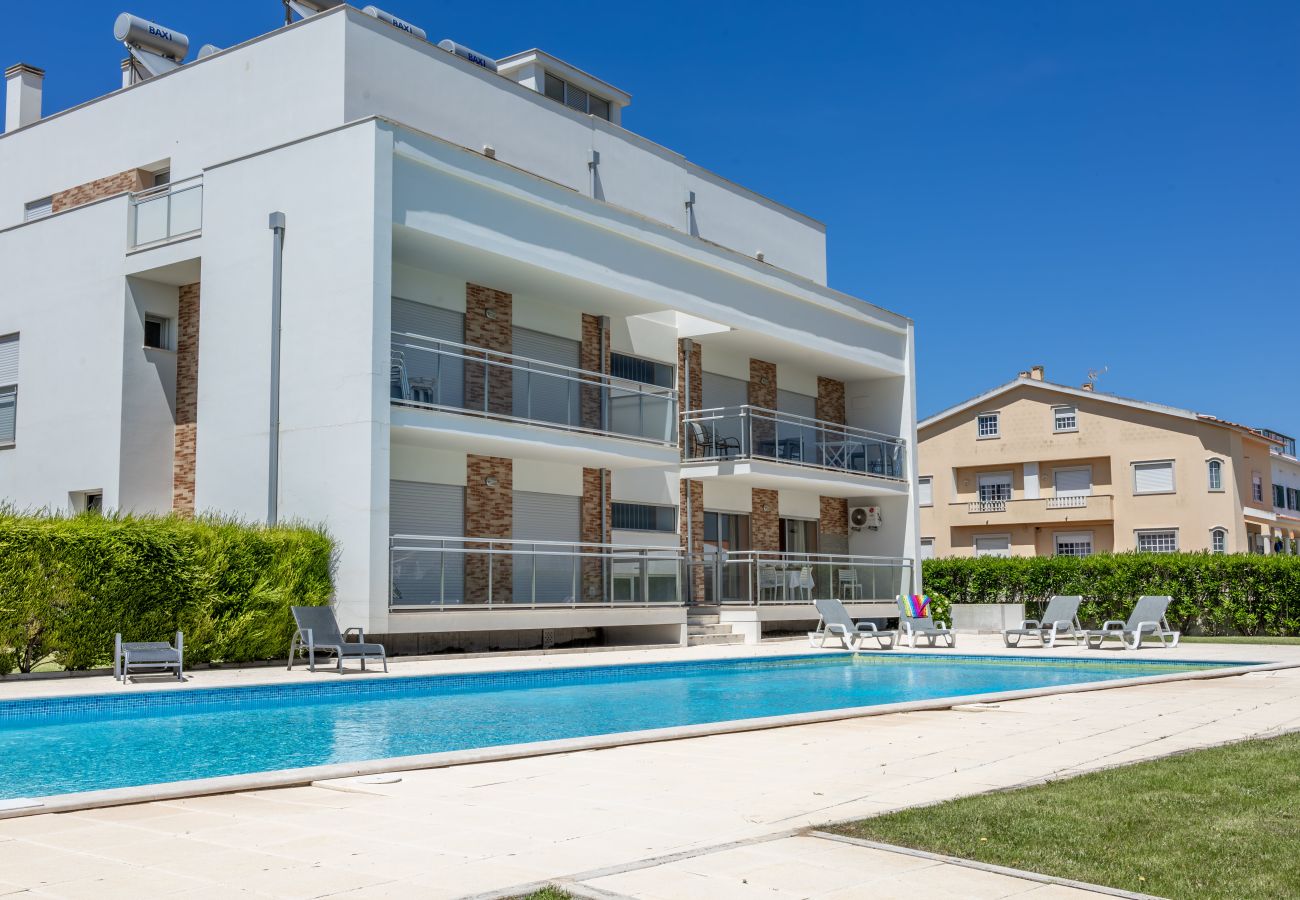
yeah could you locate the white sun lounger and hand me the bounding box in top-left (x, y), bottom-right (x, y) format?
top-left (896, 595), bottom-right (955, 648)
top-left (808, 597), bottom-right (896, 651)
top-left (1003, 596), bottom-right (1084, 648)
top-left (1085, 596), bottom-right (1181, 650)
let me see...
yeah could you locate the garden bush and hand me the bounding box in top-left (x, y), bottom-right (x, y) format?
top-left (921, 553), bottom-right (1300, 637)
top-left (0, 509), bottom-right (335, 674)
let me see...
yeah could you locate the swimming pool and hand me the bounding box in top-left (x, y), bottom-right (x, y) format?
top-left (0, 653), bottom-right (1244, 800)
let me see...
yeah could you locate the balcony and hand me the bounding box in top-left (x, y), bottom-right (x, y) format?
top-left (128, 177), bottom-right (202, 247)
top-left (958, 494), bottom-right (1115, 525)
top-left (389, 536), bottom-right (684, 609)
top-left (699, 550), bottom-right (914, 606)
top-left (391, 332), bottom-right (679, 462)
top-left (680, 406), bottom-right (908, 496)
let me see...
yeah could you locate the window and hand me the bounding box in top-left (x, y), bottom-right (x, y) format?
top-left (1053, 466), bottom-right (1092, 498)
top-left (977, 413), bottom-right (1000, 438)
top-left (1054, 532), bottom-right (1093, 557)
top-left (152, 169), bottom-right (170, 187)
top-left (611, 502), bottom-right (675, 533)
top-left (85, 492), bottom-right (103, 514)
top-left (1252, 473), bottom-right (1263, 503)
top-left (1133, 460), bottom-right (1175, 494)
top-left (1210, 528), bottom-right (1226, 554)
top-left (919, 538), bottom-right (935, 560)
top-left (974, 535), bottom-right (1011, 557)
top-left (917, 476), bottom-right (933, 507)
top-left (143, 315), bottom-right (170, 350)
top-left (1207, 459), bottom-right (1223, 491)
top-left (23, 196), bottom-right (52, 222)
top-left (977, 472), bottom-right (1012, 503)
top-left (543, 72), bottom-right (612, 120)
top-left (1289, 488), bottom-right (1300, 511)
top-left (1136, 530), bottom-right (1179, 553)
top-left (1053, 405), bottom-right (1077, 432)
top-left (1275, 484), bottom-right (1287, 509)
top-left (0, 334), bottom-right (17, 448)
top-left (610, 352), bottom-right (673, 388)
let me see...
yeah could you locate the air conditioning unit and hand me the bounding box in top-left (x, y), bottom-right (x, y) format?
top-left (849, 505), bottom-right (882, 532)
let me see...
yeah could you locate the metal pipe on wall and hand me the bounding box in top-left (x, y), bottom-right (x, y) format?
top-left (267, 211), bottom-right (286, 525)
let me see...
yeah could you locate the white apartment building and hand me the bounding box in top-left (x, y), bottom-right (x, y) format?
top-left (0, 5), bottom-right (920, 651)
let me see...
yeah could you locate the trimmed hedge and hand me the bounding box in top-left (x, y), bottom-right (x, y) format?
top-left (921, 553), bottom-right (1300, 637)
top-left (0, 510), bottom-right (335, 674)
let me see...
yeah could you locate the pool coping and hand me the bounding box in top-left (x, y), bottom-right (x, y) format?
top-left (1, 655), bottom-right (1295, 819)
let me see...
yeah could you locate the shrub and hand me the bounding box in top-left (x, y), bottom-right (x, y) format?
top-left (0, 509), bottom-right (335, 673)
top-left (921, 553), bottom-right (1300, 636)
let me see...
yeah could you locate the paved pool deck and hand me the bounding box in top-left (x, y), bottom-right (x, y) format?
top-left (0, 636), bottom-right (1297, 898)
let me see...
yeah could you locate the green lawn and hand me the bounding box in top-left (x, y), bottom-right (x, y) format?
top-left (829, 733), bottom-right (1300, 900)
top-left (1181, 635), bottom-right (1300, 645)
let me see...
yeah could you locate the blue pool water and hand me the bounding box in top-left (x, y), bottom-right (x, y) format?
top-left (0, 653), bottom-right (1241, 799)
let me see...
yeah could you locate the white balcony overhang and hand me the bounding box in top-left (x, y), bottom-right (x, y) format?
top-left (391, 406), bottom-right (679, 469)
top-left (678, 458), bottom-right (909, 498)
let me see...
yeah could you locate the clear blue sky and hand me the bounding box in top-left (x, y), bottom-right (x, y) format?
top-left (5, 2), bottom-right (1297, 427)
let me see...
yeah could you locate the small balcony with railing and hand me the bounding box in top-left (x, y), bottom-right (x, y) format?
top-left (699, 550), bottom-right (914, 607)
top-left (959, 494), bottom-right (1115, 525)
top-left (680, 405), bottom-right (908, 496)
top-left (390, 331), bottom-right (679, 466)
top-left (128, 176), bottom-right (202, 248)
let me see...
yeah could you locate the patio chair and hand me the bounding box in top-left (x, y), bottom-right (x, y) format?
top-left (837, 567), bottom-right (864, 601)
top-left (808, 597), bottom-right (895, 651)
top-left (1085, 596), bottom-right (1181, 650)
top-left (114, 632), bottom-right (183, 683)
top-left (687, 420), bottom-right (741, 459)
top-left (895, 594), bottom-right (956, 648)
top-left (757, 564), bottom-right (784, 602)
top-left (1003, 596), bottom-right (1084, 648)
top-left (288, 605), bottom-right (388, 674)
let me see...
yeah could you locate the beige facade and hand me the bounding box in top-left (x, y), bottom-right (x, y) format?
top-left (918, 370), bottom-right (1290, 558)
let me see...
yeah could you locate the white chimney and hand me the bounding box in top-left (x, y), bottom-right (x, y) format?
top-left (4, 63), bottom-right (44, 133)
top-left (1030, 365), bottom-right (1045, 381)
top-left (121, 59), bottom-right (134, 89)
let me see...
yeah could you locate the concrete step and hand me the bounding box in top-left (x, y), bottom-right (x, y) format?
top-left (687, 633), bottom-right (746, 646)
top-left (687, 623), bottom-right (731, 636)
top-left (687, 615), bottom-right (720, 626)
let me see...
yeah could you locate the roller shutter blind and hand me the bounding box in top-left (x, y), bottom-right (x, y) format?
top-left (392, 299), bottom-right (464, 407)
top-left (1053, 468), bottom-right (1092, 497)
top-left (0, 335), bottom-right (17, 384)
top-left (975, 535), bottom-right (1011, 557)
top-left (917, 477), bottom-right (933, 506)
top-left (512, 327), bottom-right (580, 426)
top-left (389, 480), bottom-right (464, 606)
top-left (0, 336), bottom-right (18, 446)
top-left (1133, 461), bottom-right (1175, 494)
top-left (513, 491), bottom-right (581, 603)
top-left (776, 389), bottom-right (816, 419)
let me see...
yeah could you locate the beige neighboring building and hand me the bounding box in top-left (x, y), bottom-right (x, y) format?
top-left (917, 366), bottom-right (1293, 559)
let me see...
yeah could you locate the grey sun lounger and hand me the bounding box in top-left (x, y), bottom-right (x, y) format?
top-left (288, 605), bottom-right (388, 673)
top-left (896, 595), bottom-right (956, 648)
top-left (114, 632), bottom-right (183, 682)
top-left (1003, 596), bottom-right (1084, 648)
top-left (808, 597), bottom-right (896, 651)
top-left (1085, 596), bottom-right (1181, 650)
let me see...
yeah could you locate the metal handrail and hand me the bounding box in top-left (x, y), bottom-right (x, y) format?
top-left (129, 176), bottom-right (203, 247)
top-left (680, 405), bottom-right (907, 481)
top-left (702, 549), bottom-right (914, 606)
top-left (392, 331), bottom-right (678, 445)
top-left (389, 535), bottom-right (684, 609)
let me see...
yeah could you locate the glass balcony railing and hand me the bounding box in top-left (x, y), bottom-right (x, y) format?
top-left (128, 177), bottom-right (202, 247)
top-left (682, 405), bottom-right (907, 481)
top-left (391, 332), bottom-right (678, 445)
top-left (692, 550), bottom-right (914, 606)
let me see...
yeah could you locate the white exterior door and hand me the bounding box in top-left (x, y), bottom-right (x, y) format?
top-left (975, 535), bottom-right (1011, 557)
top-left (513, 491), bottom-right (582, 602)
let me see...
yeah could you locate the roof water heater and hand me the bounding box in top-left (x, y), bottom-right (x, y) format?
top-left (437, 40), bottom-right (498, 72)
top-left (362, 6), bottom-right (427, 42)
top-left (283, 0), bottom-right (345, 24)
top-left (114, 13), bottom-right (189, 80)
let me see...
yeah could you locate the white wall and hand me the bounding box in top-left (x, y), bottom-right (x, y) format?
top-left (119, 278), bottom-right (178, 512)
top-left (194, 122), bottom-right (389, 631)
top-left (0, 198), bottom-right (130, 511)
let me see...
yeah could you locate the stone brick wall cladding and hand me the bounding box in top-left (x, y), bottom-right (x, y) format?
top-left (680, 478), bottom-right (705, 603)
top-left (749, 358), bottom-right (778, 454)
top-left (819, 496), bottom-right (850, 555)
top-left (750, 488), bottom-right (781, 551)
top-left (463, 284), bottom-right (513, 416)
top-left (51, 168), bottom-right (152, 213)
top-left (679, 339), bottom-right (703, 456)
top-left (580, 467), bottom-right (610, 601)
top-left (816, 377), bottom-right (846, 425)
top-left (465, 455), bottom-right (513, 604)
top-left (580, 314), bottom-right (609, 431)
top-left (171, 282), bottom-right (201, 515)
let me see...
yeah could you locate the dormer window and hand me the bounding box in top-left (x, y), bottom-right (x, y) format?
top-left (544, 72), bottom-right (611, 120)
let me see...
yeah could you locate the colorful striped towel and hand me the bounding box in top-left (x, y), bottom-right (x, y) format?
top-left (902, 594), bottom-right (931, 619)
